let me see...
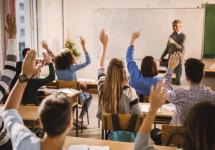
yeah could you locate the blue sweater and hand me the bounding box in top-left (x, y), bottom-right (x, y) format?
top-left (56, 52), bottom-right (91, 80)
top-left (126, 46), bottom-right (161, 96)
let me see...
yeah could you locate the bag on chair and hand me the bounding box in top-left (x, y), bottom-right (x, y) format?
top-left (108, 114), bottom-right (138, 142)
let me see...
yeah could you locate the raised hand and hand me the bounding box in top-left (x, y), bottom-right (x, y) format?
top-left (149, 81), bottom-right (167, 112)
top-left (99, 29), bottom-right (108, 68)
top-left (130, 31), bottom-right (140, 45)
top-left (41, 40), bottom-right (55, 58)
top-left (99, 29), bottom-right (108, 48)
top-left (5, 14), bottom-right (17, 38)
top-left (41, 40), bottom-right (49, 50)
top-left (168, 52), bottom-right (181, 69)
top-left (43, 52), bottom-right (52, 64)
top-left (21, 49), bottom-right (37, 79)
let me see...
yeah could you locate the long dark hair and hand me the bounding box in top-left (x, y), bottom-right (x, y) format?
top-left (140, 56), bottom-right (158, 77)
top-left (54, 49), bottom-right (75, 70)
top-left (184, 102), bottom-right (215, 150)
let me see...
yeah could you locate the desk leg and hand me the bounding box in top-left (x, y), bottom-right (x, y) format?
top-left (76, 105), bottom-right (79, 137)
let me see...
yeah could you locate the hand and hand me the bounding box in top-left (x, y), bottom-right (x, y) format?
top-left (43, 52), bottom-right (52, 64)
top-left (79, 82), bottom-right (87, 90)
top-left (41, 40), bottom-right (49, 50)
top-left (149, 82), bottom-right (166, 113)
top-left (21, 49), bottom-right (37, 79)
top-left (130, 31), bottom-right (140, 45)
top-left (80, 36), bottom-right (86, 48)
top-left (168, 52), bottom-right (181, 69)
top-left (5, 14), bottom-right (17, 38)
top-left (33, 63), bottom-right (43, 77)
top-left (99, 29), bottom-right (108, 48)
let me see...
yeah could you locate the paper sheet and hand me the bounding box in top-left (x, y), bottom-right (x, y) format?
top-left (68, 145), bottom-right (109, 150)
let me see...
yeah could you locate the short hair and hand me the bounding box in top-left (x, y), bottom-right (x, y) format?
top-left (184, 102), bottom-right (215, 150)
top-left (54, 49), bottom-right (74, 70)
top-left (22, 48), bottom-right (30, 58)
top-left (38, 93), bottom-right (72, 137)
top-left (141, 56), bottom-right (158, 77)
top-left (185, 58), bottom-right (205, 83)
top-left (172, 20), bottom-right (182, 25)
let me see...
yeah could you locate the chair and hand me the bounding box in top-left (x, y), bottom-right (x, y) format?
top-left (102, 113), bottom-right (144, 140)
top-left (56, 80), bottom-right (90, 132)
top-left (162, 125), bottom-right (185, 148)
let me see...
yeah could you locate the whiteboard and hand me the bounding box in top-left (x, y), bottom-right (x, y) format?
top-left (95, 8), bottom-right (204, 60)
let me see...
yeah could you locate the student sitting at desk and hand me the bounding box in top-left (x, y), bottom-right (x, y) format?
top-left (2, 49), bottom-right (73, 150)
top-left (126, 32), bottom-right (161, 102)
top-left (55, 36), bottom-right (92, 127)
top-left (134, 82), bottom-right (215, 150)
top-left (97, 29), bottom-right (141, 119)
top-left (165, 53), bottom-right (215, 125)
top-left (21, 52), bottom-right (55, 105)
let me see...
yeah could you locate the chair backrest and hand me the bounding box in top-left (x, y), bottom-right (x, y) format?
top-left (56, 80), bottom-right (80, 90)
top-left (102, 113), bottom-right (143, 132)
top-left (162, 124), bottom-right (185, 147)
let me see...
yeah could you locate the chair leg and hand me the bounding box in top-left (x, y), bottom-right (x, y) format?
top-left (81, 115), bottom-right (83, 133)
top-left (76, 105), bottom-right (79, 137)
top-left (98, 119), bottom-right (100, 128)
top-left (86, 105), bottom-right (89, 125)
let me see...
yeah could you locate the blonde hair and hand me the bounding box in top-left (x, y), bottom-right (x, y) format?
top-left (100, 58), bottom-right (127, 114)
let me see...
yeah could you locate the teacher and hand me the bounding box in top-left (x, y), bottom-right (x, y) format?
top-left (160, 19), bottom-right (186, 85)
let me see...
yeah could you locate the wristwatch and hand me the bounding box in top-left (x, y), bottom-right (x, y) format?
top-left (18, 74), bottom-right (29, 83)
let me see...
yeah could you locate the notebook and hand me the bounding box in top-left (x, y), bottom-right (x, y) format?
top-left (68, 145), bottom-right (109, 150)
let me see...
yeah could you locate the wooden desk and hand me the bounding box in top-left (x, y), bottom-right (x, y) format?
top-left (0, 105), bottom-right (40, 132)
top-left (0, 105), bottom-right (39, 121)
top-left (78, 78), bottom-right (98, 94)
top-left (141, 103), bottom-right (174, 125)
top-left (64, 137), bottom-right (176, 150)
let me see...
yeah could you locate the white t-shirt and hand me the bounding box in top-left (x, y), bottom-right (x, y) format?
top-left (2, 109), bottom-right (41, 150)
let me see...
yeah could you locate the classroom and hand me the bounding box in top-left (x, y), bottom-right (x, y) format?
top-left (0, 0), bottom-right (215, 150)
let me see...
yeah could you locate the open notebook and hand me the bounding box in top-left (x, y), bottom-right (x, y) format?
top-left (68, 145), bottom-right (109, 150)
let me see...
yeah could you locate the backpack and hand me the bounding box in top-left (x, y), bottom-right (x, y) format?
top-left (108, 114), bottom-right (138, 142)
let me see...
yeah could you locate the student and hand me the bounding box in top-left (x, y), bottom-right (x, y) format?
top-left (10, 41), bottom-right (54, 91)
top-left (160, 20), bottom-right (186, 85)
top-left (97, 29), bottom-right (141, 119)
top-left (165, 53), bottom-right (215, 125)
top-left (55, 36), bottom-right (92, 126)
top-left (0, 14), bottom-right (17, 150)
top-left (21, 52), bottom-right (55, 105)
top-left (2, 49), bottom-right (73, 150)
top-left (134, 84), bottom-right (215, 150)
top-left (126, 32), bottom-right (161, 101)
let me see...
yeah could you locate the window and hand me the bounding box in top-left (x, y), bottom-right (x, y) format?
top-left (20, 16), bottom-right (24, 23)
top-left (20, 29), bottom-right (25, 36)
top-left (19, 3), bottom-right (24, 10)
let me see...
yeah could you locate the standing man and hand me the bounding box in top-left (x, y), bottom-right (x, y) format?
top-left (160, 20), bottom-right (185, 85)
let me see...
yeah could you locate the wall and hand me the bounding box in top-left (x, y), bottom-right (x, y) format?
top-left (63, 0), bottom-right (215, 80)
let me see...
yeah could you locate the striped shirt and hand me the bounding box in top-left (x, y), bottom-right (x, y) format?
top-left (97, 68), bottom-right (141, 119)
top-left (0, 39), bottom-right (17, 145)
top-left (165, 68), bottom-right (215, 125)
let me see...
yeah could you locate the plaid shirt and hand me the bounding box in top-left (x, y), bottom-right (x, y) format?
top-left (164, 68), bottom-right (215, 125)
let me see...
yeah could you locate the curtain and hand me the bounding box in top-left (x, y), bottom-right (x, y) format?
top-left (3, 0), bottom-right (16, 65)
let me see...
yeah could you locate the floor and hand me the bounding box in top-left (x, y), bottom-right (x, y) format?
top-left (68, 94), bottom-right (102, 139)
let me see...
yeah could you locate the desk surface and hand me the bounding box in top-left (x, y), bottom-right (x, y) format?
top-left (64, 137), bottom-right (176, 150)
top-left (141, 103), bottom-right (174, 118)
top-left (0, 105), bottom-right (39, 121)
